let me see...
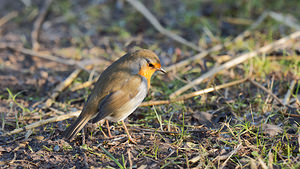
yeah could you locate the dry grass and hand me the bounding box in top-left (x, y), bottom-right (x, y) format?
top-left (0, 0), bottom-right (299, 168)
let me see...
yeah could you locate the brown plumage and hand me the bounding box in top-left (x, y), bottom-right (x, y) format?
top-left (63, 49), bottom-right (165, 141)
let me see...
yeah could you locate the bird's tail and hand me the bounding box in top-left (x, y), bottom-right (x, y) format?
top-left (63, 113), bottom-right (92, 140)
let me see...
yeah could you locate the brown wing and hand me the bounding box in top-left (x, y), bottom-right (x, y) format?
top-left (91, 74), bottom-right (147, 123)
top-left (63, 70), bottom-right (146, 140)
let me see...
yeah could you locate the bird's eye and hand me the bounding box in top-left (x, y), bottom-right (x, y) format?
top-left (148, 63), bottom-right (154, 68)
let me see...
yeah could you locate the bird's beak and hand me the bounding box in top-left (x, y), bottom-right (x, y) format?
top-left (157, 67), bottom-right (166, 74)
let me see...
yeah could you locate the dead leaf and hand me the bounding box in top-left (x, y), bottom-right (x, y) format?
top-left (192, 111), bottom-right (213, 127)
top-left (262, 124), bottom-right (283, 137)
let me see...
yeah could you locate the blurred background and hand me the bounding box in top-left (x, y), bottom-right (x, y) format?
top-left (0, 0), bottom-right (299, 168)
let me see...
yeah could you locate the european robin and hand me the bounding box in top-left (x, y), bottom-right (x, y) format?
top-left (63, 49), bottom-right (166, 142)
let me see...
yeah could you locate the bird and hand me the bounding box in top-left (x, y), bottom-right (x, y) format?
top-left (63, 49), bottom-right (166, 142)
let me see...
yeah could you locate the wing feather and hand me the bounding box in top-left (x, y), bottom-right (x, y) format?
top-left (92, 75), bottom-right (147, 123)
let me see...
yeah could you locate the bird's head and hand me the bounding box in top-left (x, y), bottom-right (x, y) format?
top-left (132, 49), bottom-right (166, 87)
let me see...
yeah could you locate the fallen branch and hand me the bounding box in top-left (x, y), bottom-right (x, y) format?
top-left (31, 0), bottom-right (54, 50)
top-left (257, 156), bottom-right (269, 169)
top-left (45, 69), bottom-right (82, 107)
top-left (170, 31), bottom-right (300, 98)
top-left (0, 43), bottom-right (76, 66)
top-left (0, 42), bottom-right (110, 108)
top-left (165, 12), bottom-right (267, 72)
top-left (166, 45), bottom-right (221, 72)
top-left (0, 43), bottom-right (108, 70)
top-left (249, 79), bottom-right (300, 117)
top-left (131, 127), bottom-right (179, 134)
top-left (140, 78), bottom-right (247, 106)
top-left (267, 55), bottom-right (300, 61)
top-left (0, 11), bottom-right (18, 27)
top-left (3, 79), bottom-right (246, 136)
top-left (3, 111), bottom-right (80, 136)
top-left (125, 0), bottom-right (202, 52)
top-left (166, 11), bottom-right (299, 72)
top-left (249, 78), bottom-right (286, 107)
top-left (283, 79), bottom-right (297, 105)
top-left (1, 43), bottom-right (109, 108)
top-left (217, 143), bottom-right (242, 169)
top-left (70, 76), bottom-right (99, 92)
top-left (268, 11), bottom-right (300, 31)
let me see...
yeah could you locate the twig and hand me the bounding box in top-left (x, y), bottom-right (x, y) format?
top-left (81, 129), bottom-right (89, 169)
top-left (0, 11), bottom-right (18, 27)
top-left (3, 111), bottom-right (80, 136)
top-left (0, 43), bottom-right (77, 68)
top-left (127, 149), bottom-right (133, 169)
top-left (132, 126), bottom-right (207, 135)
top-left (45, 69), bottom-right (82, 107)
top-left (281, 111), bottom-right (300, 118)
top-left (0, 43), bottom-right (109, 70)
top-left (48, 107), bottom-right (66, 115)
top-left (249, 79), bottom-right (285, 107)
top-left (216, 143), bottom-right (242, 169)
top-left (131, 127), bottom-right (179, 134)
top-left (2, 79), bottom-right (294, 136)
top-left (263, 76), bottom-right (275, 112)
top-left (125, 0), bottom-right (202, 51)
top-left (166, 11), bottom-right (294, 72)
top-left (165, 12), bottom-right (267, 72)
top-left (165, 46), bottom-right (220, 72)
top-left (1, 43), bottom-right (108, 108)
top-left (152, 150), bottom-right (175, 168)
top-left (3, 114), bottom-right (205, 137)
top-left (257, 156), bottom-right (268, 169)
top-left (283, 80), bottom-right (297, 105)
top-left (224, 17), bottom-right (252, 25)
top-left (268, 152), bottom-right (274, 169)
top-left (251, 79), bottom-right (300, 117)
top-left (267, 55), bottom-right (300, 61)
top-left (70, 76), bottom-right (99, 92)
top-left (170, 31), bottom-right (300, 98)
top-left (268, 12), bottom-right (300, 31)
top-left (31, 0), bottom-right (54, 50)
top-left (140, 78), bottom-right (247, 106)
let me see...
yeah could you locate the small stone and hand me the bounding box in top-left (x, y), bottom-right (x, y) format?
top-left (54, 145), bottom-right (60, 152)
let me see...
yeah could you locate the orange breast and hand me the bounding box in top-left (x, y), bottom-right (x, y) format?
top-left (138, 67), bottom-right (156, 88)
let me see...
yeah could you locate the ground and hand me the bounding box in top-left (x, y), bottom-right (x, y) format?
top-left (0, 0), bottom-right (300, 168)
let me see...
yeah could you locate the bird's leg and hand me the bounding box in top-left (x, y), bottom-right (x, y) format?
top-left (106, 120), bottom-right (112, 138)
top-left (121, 120), bottom-right (137, 144)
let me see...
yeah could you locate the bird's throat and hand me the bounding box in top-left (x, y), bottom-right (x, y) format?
top-left (138, 67), bottom-right (156, 88)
